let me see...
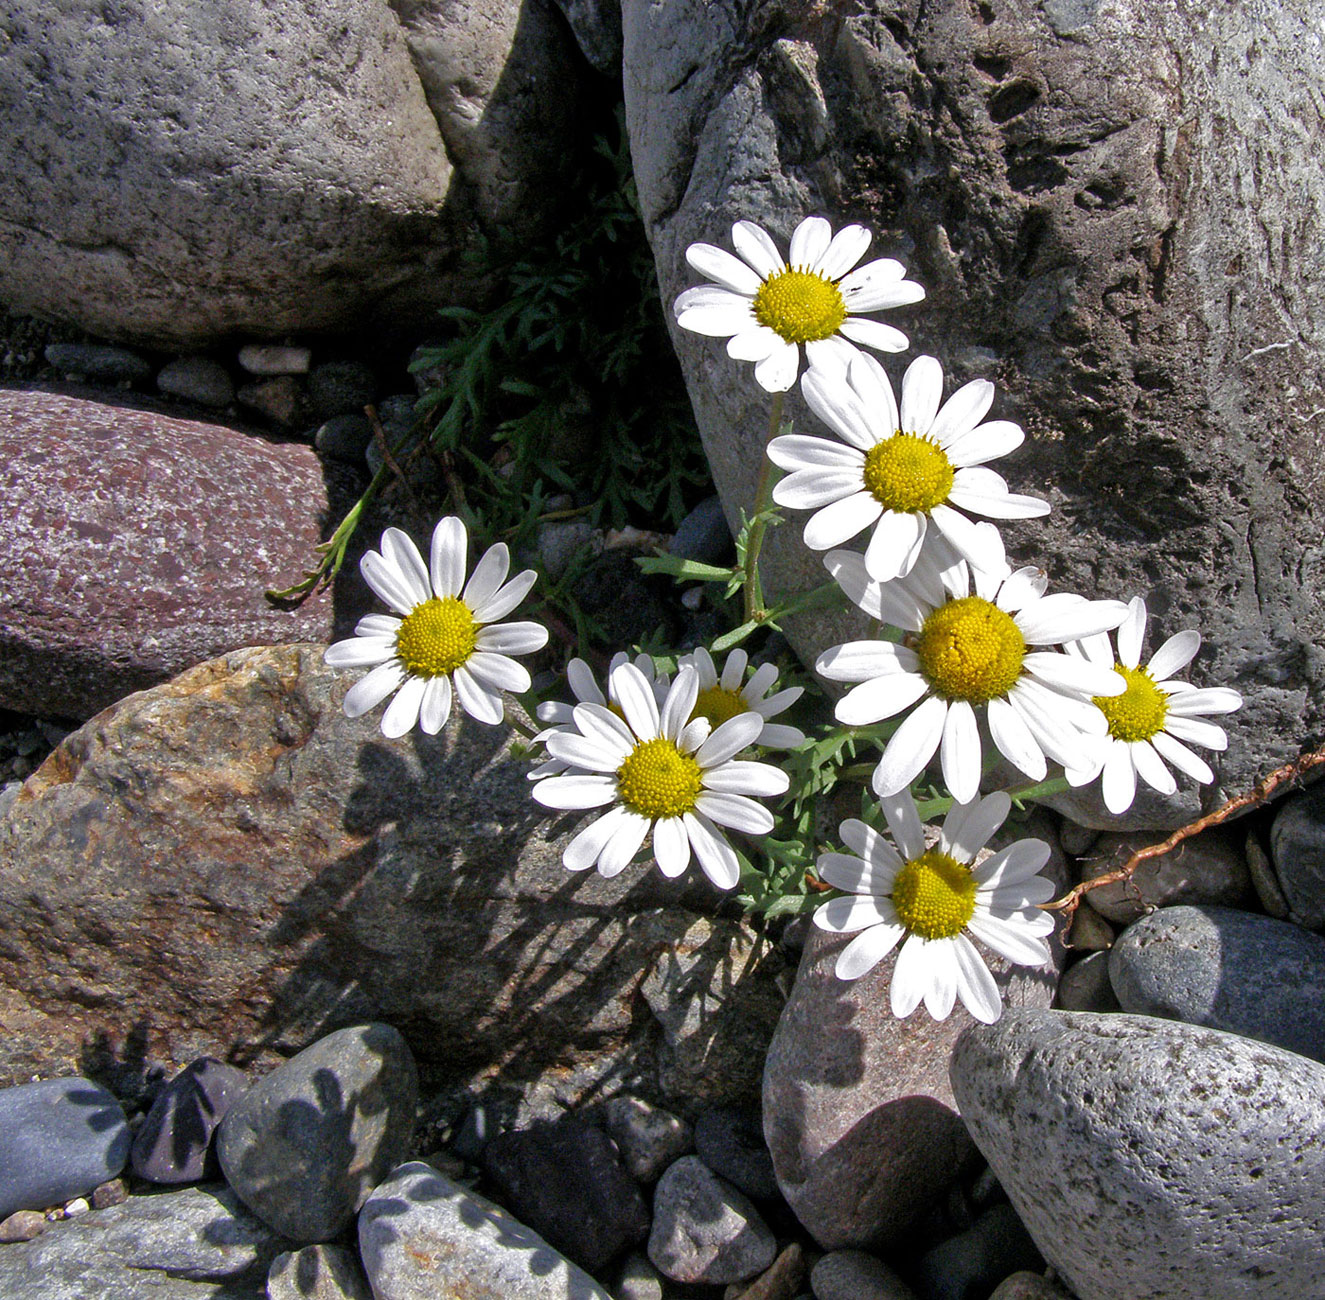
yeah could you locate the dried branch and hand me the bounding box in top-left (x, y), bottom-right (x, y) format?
top-left (1045, 742), bottom-right (1325, 924)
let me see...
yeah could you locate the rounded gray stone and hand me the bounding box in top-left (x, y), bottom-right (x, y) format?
top-left (43, 343), bottom-right (152, 384)
top-left (988, 1274), bottom-right (1076, 1300)
top-left (1108, 904), bottom-right (1325, 1062)
top-left (1054, 951), bottom-right (1119, 1013)
top-left (0, 1077), bottom-right (129, 1220)
top-left (809, 1248), bottom-right (920, 1300)
top-left (602, 1095), bottom-right (693, 1184)
top-left (648, 1155), bottom-right (776, 1285)
top-left (915, 1202), bottom-right (1043, 1300)
top-left (950, 1009), bottom-right (1325, 1300)
top-left (267, 1244), bottom-right (372, 1300)
top-left (1270, 783), bottom-right (1325, 929)
top-left (358, 1161), bottom-right (612, 1300)
top-left (130, 1056), bottom-right (249, 1184)
top-left (216, 1023), bottom-right (418, 1243)
top-left (156, 357), bottom-right (235, 408)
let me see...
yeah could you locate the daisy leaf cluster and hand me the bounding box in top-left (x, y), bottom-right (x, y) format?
top-left (323, 211), bottom-right (1244, 1028)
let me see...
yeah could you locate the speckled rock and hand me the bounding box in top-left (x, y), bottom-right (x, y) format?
top-left (0, 1182), bottom-right (287, 1298)
top-left (730, 1241), bottom-right (807, 1300)
top-left (623, 0), bottom-right (1325, 828)
top-left (358, 1162), bottom-right (612, 1300)
top-left (1054, 951), bottom-right (1118, 1013)
top-left (0, 389), bottom-right (357, 718)
top-left (0, 1078), bottom-right (130, 1220)
top-left (156, 358), bottom-right (235, 408)
top-left (1270, 783), bottom-right (1325, 929)
top-left (0, 643), bottom-right (779, 1107)
top-left (809, 1249), bottom-right (919, 1300)
top-left (950, 1009), bottom-right (1325, 1300)
top-left (216, 1024), bottom-right (417, 1243)
top-left (763, 817), bottom-right (1067, 1250)
top-left (267, 1244), bottom-right (372, 1300)
top-left (1108, 904), bottom-right (1325, 1062)
top-left (43, 343), bottom-right (152, 384)
top-left (1080, 827), bottom-right (1252, 924)
top-left (648, 1156), bottom-right (777, 1285)
top-left (988, 1274), bottom-right (1075, 1300)
top-left (602, 1096), bottom-right (693, 1184)
top-left (131, 1057), bottom-right (249, 1184)
top-left (693, 1106), bottom-right (779, 1202)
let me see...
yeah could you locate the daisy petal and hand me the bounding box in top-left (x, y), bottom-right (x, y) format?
top-left (459, 541), bottom-right (510, 610)
top-left (381, 528), bottom-right (432, 606)
top-left (899, 355), bottom-right (944, 433)
top-left (531, 773), bottom-right (618, 811)
top-left (942, 420), bottom-right (1025, 468)
top-left (801, 365), bottom-right (880, 451)
top-left (766, 434), bottom-right (864, 471)
top-left (683, 812), bottom-right (740, 890)
top-left (675, 298), bottom-right (759, 338)
top-left (773, 469), bottom-right (867, 510)
top-left (324, 637), bottom-right (397, 669)
top-left (730, 220), bottom-right (784, 278)
top-left (695, 791), bottom-right (775, 834)
top-left (1164, 688), bottom-right (1242, 716)
top-left (754, 341), bottom-right (802, 392)
top-left (598, 810), bottom-right (651, 877)
top-left (1163, 715), bottom-right (1229, 750)
top-left (872, 696), bottom-right (947, 797)
top-left (452, 666), bottom-right (505, 725)
top-left (840, 272), bottom-right (926, 313)
top-left (966, 912), bottom-right (1052, 967)
top-left (952, 933), bottom-right (1002, 1023)
top-left (342, 661), bottom-right (407, 719)
top-left (836, 316), bottom-right (910, 353)
top-left (790, 216), bottom-right (832, 269)
top-left (381, 674), bottom-right (427, 738)
top-left (864, 509), bottom-right (926, 582)
top-left (360, 551), bottom-right (424, 616)
top-left (835, 672), bottom-right (929, 726)
top-left (889, 936), bottom-right (931, 1017)
top-left (986, 696), bottom-right (1048, 782)
top-left (727, 326), bottom-right (783, 362)
top-left (685, 241), bottom-right (764, 295)
top-left (653, 816), bottom-right (692, 878)
top-left (818, 223), bottom-right (872, 279)
top-left (1131, 739), bottom-right (1177, 795)
top-left (419, 675), bottom-right (453, 734)
top-left (835, 922), bottom-right (907, 979)
top-left (1117, 597), bottom-right (1147, 668)
top-left (470, 569), bottom-right (537, 623)
top-left (1101, 744), bottom-right (1138, 814)
top-left (695, 712), bottom-right (764, 766)
top-left (803, 492), bottom-right (883, 550)
top-left (930, 379), bottom-right (996, 444)
top-left (465, 652), bottom-right (530, 694)
top-left (943, 790), bottom-right (1011, 862)
top-left (612, 663), bottom-right (661, 739)
top-left (564, 804), bottom-right (633, 871)
top-left (477, 622), bottom-right (548, 655)
top-left (878, 787), bottom-right (926, 861)
top-left (702, 760), bottom-right (790, 797)
top-left (940, 700), bottom-right (982, 804)
top-left (429, 517), bottom-right (468, 598)
top-left (1151, 730), bottom-right (1215, 783)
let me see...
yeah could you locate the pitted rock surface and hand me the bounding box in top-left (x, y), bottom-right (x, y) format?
top-left (623, 0), bottom-right (1325, 828)
top-left (950, 1009), bottom-right (1325, 1300)
top-left (0, 644), bottom-right (780, 1106)
top-left (0, 389), bottom-right (362, 719)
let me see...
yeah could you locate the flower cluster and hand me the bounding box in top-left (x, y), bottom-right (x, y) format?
top-left (323, 213), bottom-right (1243, 1027)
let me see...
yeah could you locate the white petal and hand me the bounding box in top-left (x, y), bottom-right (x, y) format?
top-left (823, 550), bottom-right (928, 629)
top-left (476, 621), bottom-right (548, 656)
top-left (947, 480), bottom-right (1051, 520)
top-left (966, 912), bottom-right (1052, 967)
top-left (419, 675), bottom-right (453, 734)
top-left (545, 731), bottom-right (627, 773)
top-left (324, 637), bottom-right (397, 669)
top-left (702, 760), bottom-right (789, 797)
top-left (929, 503), bottom-right (1003, 573)
top-left (1147, 630), bottom-right (1201, 680)
top-left (1014, 595), bottom-right (1129, 645)
top-left (801, 364), bottom-right (882, 450)
top-left (661, 665), bottom-right (700, 741)
top-left (694, 791), bottom-right (774, 834)
top-left (685, 241), bottom-right (764, 294)
top-left (817, 640), bottom-right (917, 682)
top-left (973, 839), bottom-right (1052, 889)
top-left (459, 540), bottom-right (509, 610)
top-left (469, 568), bottom-right (537, 623)
top-left (598, 810), bottom-right (651, 877)
top-left (1101, 744), bottom-right (1138, 814)
top-left (835, 923), bottom-right (907, 979)
top-left (380, 527), bottom-right (432, 605)
top-left (757, 722), bottom-right (805, 749)
top-left (940, 700), bottom-right (982, 804)
top-left (354, 613), bottom-right (402, 638)
top-left (695, 712), bottom-right (764, 766)
top-left (465, 652), bottom-right (531, 694)
top-left (789, 215), bottom-right (832, 269)
top-left (675, 296), bottom-right (758, 338)
top-left (1163, 715), bottom-right (1229, 750)
top-left (942, 790), bottom-right (1011, 862)
top-left (1165, 687), bottom-right (1242, 716)
top-left (563, 805), bottom-right (633, 871)
top-left (730, 220), bottom-right (785, 278)
top-left (899, 355), bottom-right (944, 433)
top-left (342, 661), bottom-right (407, 719)
top-left (840, 271), bottom-right (926, 313)
top-left (683, 812), bottom-right (740, 889)
top-left (878, 787), bottom-right (927, 861)
top-left (566, 658), bottom-right (604, 707)
top-left (864, 509), bottom-right (927, 582)
top-left (773, 468), bottom-right (866, 510)
top-left (1131, 740), bottom-right (1177, 795)
top-left (767, 434), bottom-right (865, 471)
top-left (573, 702), bottom-right (636, 754)
top-left (986, 696), bottom-right (1047, 782)
top-left (804, 335), bottom-right (861, 374)
top-left (818, 223), bottom-right (871, 279)
top-left (754, 341), bottom-right (801, 392)
top-left (942, 420), bottom-right (1025, 468)
top-left (889, 936), bottom-right (932, 1017)
top-left (836, 316), bottom-right (910, 353)
top-left (727, 325), bottom-right (783, 362)
top-left (452, 666), bottom-right (505, 725)
top-left (835, 672), bottom-right (930, 726)
top-left (930, 379), bottom-right (995, 445)
top-left (1024, 651), bottom-right (1126, 698)
top-left (952, 933), bottom-right (1003, 1023)
top-left (802, 492), bottom-right (883, 550)
top-left (381, 674), bottom-right (427, 738)
top-left (429, 517), bottom-right (469, 599)
top-left (815, 894), bottom-right (896, 932)
top-left (612, 662), bottom-right (661, 739)
top-left (1116, 597), bottom-right (1147, 668)
top-left (1151, 730), bottom-right (1215, 783)
top-left (838, 255), bottom-right (904, 298)
top-left (922, 941), bottom-right (959, 1020)
top-left (872, 696), bottom-right (947, 796)
top-left (817, 849), bottom-right (901, 895)
top-left (653, 816), bottom-right (692, 878)
top-left (531, 773), bottom-right (618, 810)
top-left (360, 551), bottom-right (424, 616)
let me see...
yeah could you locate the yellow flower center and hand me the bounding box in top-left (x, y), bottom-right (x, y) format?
top-left (891, 849), bottom-right (978, 940)
top-left (394, 596), bottom-right (478, 677)
top-left (691, 685), bottom-right (751, 730)
top-left (862, 433), bottom-right (955, 513)
top-left (916, 597), bottom-right (1026, 704)
top-left (616, 738), bottom-right (703, 820)
top-left (752, 268), bottom-right (848, 344)
top-left (1094, 663), bottom-right (1169, 742)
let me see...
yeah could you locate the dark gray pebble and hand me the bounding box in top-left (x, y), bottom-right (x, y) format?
top-left (44, 343), bottom-right (152, 384)
top-left (307, 360), bottom-right (377, 420)
top-left (669, 494), bottom-right (732, 565)
top-left (131, 1056), bottom-right (249, 1184)
top-left (693, 1106), bottom-right (780, 1201)
top-left (156, 357), bottom-right (235, 407)
top-left (914, 1201), bottom-right (1043, 1300)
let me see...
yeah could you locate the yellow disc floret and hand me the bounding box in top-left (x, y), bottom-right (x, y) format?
top-left (753, 268), bottom-right (848, 344)
top-left (691, 685), bottom-right (751, 730)
top-left (1094, 663), bottom-right (1169, 742)
top-left (862, 433), bottom-right (955, 513)
top-left (916, 597), bottom-right (1026, 704)
top-left (395, 597), bottom-right (479, 677)
top-left (616, 738), bottom-right (703, 820)
top-left (891, 849), bottom-right (978, 940)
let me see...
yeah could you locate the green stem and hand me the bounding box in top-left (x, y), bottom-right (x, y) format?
top-left (1003, 774), bottom-right (1073, 806)
top-left (742, 391), bottom-right (786, 622)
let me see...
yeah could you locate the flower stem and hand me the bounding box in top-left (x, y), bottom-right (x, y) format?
top-left (742, 392), bottom-right (786, 622)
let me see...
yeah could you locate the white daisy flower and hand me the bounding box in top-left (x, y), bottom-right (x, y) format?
top-left (1065, 596), bottom-right (1243, 814)
top-left (818, 529), bottom-right (1129, 803)
top-left (324, 517), bottom-right (548, 738)
top-left (527, 651), bottom-right (666, 780)
top-left (673, 216), bottom-right (925, 392)
top-left (529, 662), bottom-right (790, 888)
top-left (813, 788), bottom-right (1056, 1023)
top-left (679, 646), bottom-right (805, 749)
top-left (770, 352), bottom-right (1050, 582)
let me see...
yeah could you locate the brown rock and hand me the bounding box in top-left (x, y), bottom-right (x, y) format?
top-left (0, 643), bottom-right (778, 1107)
top-left (0, 388), bottom-right (363, 719)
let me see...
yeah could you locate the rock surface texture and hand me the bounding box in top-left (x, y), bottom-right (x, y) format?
top-left (0, 389), bottom-right (357, 719)
top-left (0, 644), bottom-right (781, 1106)
top-left (950, 1009), bottom-right (1325, 1300)
top-left (0, 0), bottom-right (587, 347)
top-left (623, 0), bottom-right (1325, 828)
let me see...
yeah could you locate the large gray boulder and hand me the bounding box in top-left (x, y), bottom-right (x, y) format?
top-left (0, 0), bottom-right (587, 348)
top-left (623, 0), bottom-right (1325, 828)
top-left (0, 643), bottom-right (782, 1108)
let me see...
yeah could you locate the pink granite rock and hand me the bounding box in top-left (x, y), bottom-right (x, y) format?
top-left (0, 388), bottom-right (352, 718)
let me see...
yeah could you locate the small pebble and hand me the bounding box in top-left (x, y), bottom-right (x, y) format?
top-left (0, 1211), bottom-right (47, 1243)
top-left (307, 360), bottom-right (377, 419)
top-left (988, 1272), bottom-right (1075, 1299)
top-left (1245, 828), bottom-right (1290, 919)
top-left (44, 342), bottom-right (152, 384)
top-left (536, 518), bottom-right (601, 582)
top-left (726, 1241), bottom-right (806, 1299)
top-left (615, 1250), bottom-right (666, 1300)
top-left (915, 1201), bottom-right (1043, 1300)
top-left (810, 1248), bottom-right (920, 1299)
top-left (155, 356), bottom-right (235, 407)
top-left (669, 494), bottom-right (733, 565)
top-left (451, 1101), bottom-right (497, 1163)
top-left (90, 1178), bottom-right (128, 1210)
top-left (238, 343), bottom-right (312, 375)
top-left (1063, 904), bottom-right (1113, 952)
top-left (313, 413), bottom-right (374, 463)
top-left (602, 1095), bottom-right (693, 1184)
top-left (61, 1197), bottom-right (90, 1217)
top-left (1054, 951), bottom-right (1119, 1013)
top-left (236, 375), bottom-right (305, 427)
top-left (1270, 783), bottom-right (1325, 929)
top-left (132, 1055), bottom-right (248, 1184)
